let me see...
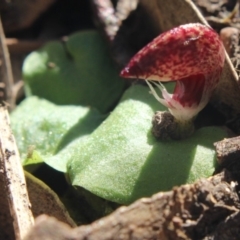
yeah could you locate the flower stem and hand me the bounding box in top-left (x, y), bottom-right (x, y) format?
top-left (152, 111), bottom-right (195, 140)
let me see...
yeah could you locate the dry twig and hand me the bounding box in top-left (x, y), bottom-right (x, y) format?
top-left (0, 16), bottom-right (14, 108)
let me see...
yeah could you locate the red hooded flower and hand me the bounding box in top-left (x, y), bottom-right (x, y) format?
top-left (121, 23), bottom-right (225, 121)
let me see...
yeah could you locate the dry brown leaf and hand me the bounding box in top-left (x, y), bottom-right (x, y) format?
top-left (25, 171), bottom-right (76, 228)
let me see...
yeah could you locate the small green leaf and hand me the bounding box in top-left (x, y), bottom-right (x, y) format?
top-left (11, 96), bottom-right (103, 171)
top-left (67, 85), bottom-right (228, 204)
top-left (23, 30), bottom-right (125, 113)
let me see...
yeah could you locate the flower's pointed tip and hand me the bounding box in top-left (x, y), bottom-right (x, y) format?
top-left (120, 63), bottom-right (143, 79)
top-left (120, 67), bottom-right (131, 78)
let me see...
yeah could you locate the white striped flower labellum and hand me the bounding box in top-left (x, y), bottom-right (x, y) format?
top-left (121, 23), bottom-right (225, 140)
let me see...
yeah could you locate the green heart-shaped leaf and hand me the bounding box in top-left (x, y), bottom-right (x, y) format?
top-left (23, 30), bottom-right (125, 113)
top-left (11, 96), bottom-right (103, 171)
top-left (67, 85), bottom-right (227, 204)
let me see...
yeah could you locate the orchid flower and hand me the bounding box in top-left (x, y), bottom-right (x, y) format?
top-left (120, 23), bottom-right (225, 139)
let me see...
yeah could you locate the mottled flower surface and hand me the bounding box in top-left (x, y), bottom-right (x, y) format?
top-left (121, 23), bottom-right (225, 121)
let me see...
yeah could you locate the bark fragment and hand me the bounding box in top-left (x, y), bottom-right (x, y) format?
top-left (214, 136), bottom-right (240, 166)
top-left (24, 170), bottom-right (240, 240)
top-left (0, 106), bottom-right (34, 239)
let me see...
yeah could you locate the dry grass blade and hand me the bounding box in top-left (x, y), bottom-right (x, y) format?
top-left (0, 106), bottom-right (34, 239)
top-left (6, 39), bottom-right (45, 55)
top-left (0, 16), bottom-right (14, 108)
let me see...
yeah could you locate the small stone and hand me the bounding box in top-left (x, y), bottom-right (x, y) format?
top-left (220, 27), bottom-right (239, 57)
top-left (152, 111), bottom-right (195, 140)
top-left (152, 111), bottom-right (177, 140)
